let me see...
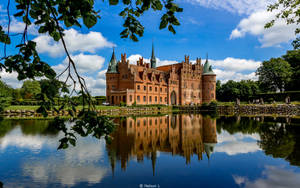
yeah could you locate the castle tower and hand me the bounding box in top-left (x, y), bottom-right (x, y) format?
top-left (107, 48), bottom-right (118, 73)
top-left (202, 54), bottom-right (216, 103)
top-left (106, 49), bottom-right (119, 105)
top-left (150, 42), bottom-right (156, 69)
top-left (203, 116), bottom-right (217, 159)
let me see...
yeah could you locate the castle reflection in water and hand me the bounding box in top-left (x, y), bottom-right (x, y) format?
top-left (106, 114), bottom-right (217, 175)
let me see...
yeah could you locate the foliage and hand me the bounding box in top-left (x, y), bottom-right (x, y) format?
top-left (0, 80), bottom-right (13, 110)
top-left (21, 80), bottom-right (41, 99)
top-left (0, 0), bottom-right (183, 149)
top-left (265, 0), bottom-right (300, 49)
top-left (253, 91), bottom-right (300, 103)
top-left (216, 80), bottom-right (260, 102)
top-left (282, 49), bottom-right (300, 91)
top-left (256, 58), bottom-right (292, 92)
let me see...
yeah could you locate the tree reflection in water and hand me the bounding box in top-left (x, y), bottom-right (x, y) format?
top-left (217, 116), bottom-right (300, 167)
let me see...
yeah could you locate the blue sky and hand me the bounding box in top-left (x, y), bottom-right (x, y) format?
top-left (0, 0), bottom-right (298, 95)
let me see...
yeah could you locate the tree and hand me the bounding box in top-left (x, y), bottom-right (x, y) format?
top-left (21, 80), bottom-right (41, 99)
top-left (0, 0), bottom-right (183, 149)
top-left (282, 49), bottom-right (300, 91)
top-left (256, 58), bottom-right (292, 92)
top-left (265, 0), bottom-right (300, 49)
top-left (0, 80), bottom-right (13, 111)
top-left (216, 80), bottom-right (260, 102)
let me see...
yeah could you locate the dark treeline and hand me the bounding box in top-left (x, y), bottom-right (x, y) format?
top-left (217, 49), bottom-right (300, 102)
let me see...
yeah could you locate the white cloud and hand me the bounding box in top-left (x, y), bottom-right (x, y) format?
top-left (4, 18), bottom-right (38, 35)
top-left (34, 28), bottom-right (115, 57)
top-left (211, 57), bottom-right (261, 72)
top-left (214, 69), bottom-right (257, 83)
top-left (54, 53), bottom-right (105, 74)
top-left (215, 130), bottom-right (261, 155)
top-left (230, 10), bottom-right (298, 47)
top-left (0, 71), bottom-right (22, 88)
top-left (233, 166), bottom-right (300, 188)
top-left (187, 0), bottom-right (273, 15)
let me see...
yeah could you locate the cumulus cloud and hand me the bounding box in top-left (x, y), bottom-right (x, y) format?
top-left (53, 53), bottom-right (105, 74)
top-left (233, 166), bottom-right (300, 188)
top-left (210, 57), bottom-right (261, 72)
top-left (0, 71), bottom-right (23, 88)
top-left (215, 130), bottom-right (261, 155)
top-left (230, 10), bottom-right (298, 47)
top-left (187, 0), bottom-right (273, 15)
top-left (2, 18), bottom-right (38, 35)
top-left (34, 28), bottom-right (115, 57)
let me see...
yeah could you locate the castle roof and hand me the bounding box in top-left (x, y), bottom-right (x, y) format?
top-left (107, 49), bottom-right (118, 73)
top-left (203, 55), bottom-right (215, 75)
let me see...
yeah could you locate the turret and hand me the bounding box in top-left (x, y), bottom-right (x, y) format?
top-left (107, 49), bottom-right (118, 73)
top-left (150, 42), bottom-right (156, 69)
top-left (202, 54), bottom-right (216, 103)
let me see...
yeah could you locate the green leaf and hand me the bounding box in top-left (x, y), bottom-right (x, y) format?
top-left (109, 0), bottom-right (119, 5)
top-left (14, 11), bottom-right (24, 17)
top-left (168, 25), bottom-right (175, 34)
top-left (83, 14), bottom-right (97, 28)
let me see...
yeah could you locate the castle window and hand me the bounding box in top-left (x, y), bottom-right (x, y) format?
top-left (143, 96), bottom-right (146, 102)
top-left (150, 86), bottom-right (152, 91)
top-left (130, 95), bottom-right (132, 101)
top-left (149, 96), bottom-right (152, 102)
top-left (155, 87), bottom-right (157, 92)
top-left (112, 85), bottom-right (116, 89)
top-left (137, 120), bottom-right (140, 127)
top-left (184, 92), bottom-right (186, 98)
top-left (160, 119), bottom-right (162, 123)
top-left (150, 119), bottom-right (152, 125)
top-left (137, 85), bottom-right (140, 90)
top-left (199, 92), bottom-right (201, 98)
top-left (144, 120), bottom-right (146, 126)
top-left (160, 88), bottom-right (162, 92)
top-left (211, 93), bottom-right (214, 98)
top-left (191, 83), bottom-right (194, 89)
top-left (160, 97), bottom-right (162, 102)
top-left (191, 92), bottom-right (193, 98)
top-left (155, 96), bottom-right (157, 102)
top-left (144, 86), bottom-right (146, 91)
top-left (137, 96), bottom-right (140, 102)
top-left (155, 119), bottom-right (157, 125)
top-left (165, 88), bottom-right (167, 92)
top-left (165, 97), bottom-right (167, 102)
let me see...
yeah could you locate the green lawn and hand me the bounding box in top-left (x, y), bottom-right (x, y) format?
top-left (4, 105), bottom-right (121, 111)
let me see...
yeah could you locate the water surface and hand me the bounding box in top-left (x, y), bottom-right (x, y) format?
top-left (0, 115), bottom-right (300, 187)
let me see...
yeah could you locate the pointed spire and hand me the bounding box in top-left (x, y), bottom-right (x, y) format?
top-left (151, 151), bottom-right (157, 176)
top-left (107, 48), bottom-right (118, 73)
top-left (203, 53), bottom-right (215, 75)
top-left (151, 40), bottom-right (156, 69)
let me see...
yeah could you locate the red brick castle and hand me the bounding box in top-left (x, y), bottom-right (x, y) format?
top-left (106, 45), bottom-right (216, 106)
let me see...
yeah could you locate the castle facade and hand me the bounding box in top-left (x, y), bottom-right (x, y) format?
top-left (106, 45), bottom-right (216, 106)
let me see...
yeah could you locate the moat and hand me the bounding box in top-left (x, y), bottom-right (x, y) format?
top-left (0, 114), bottom-right (300, 187)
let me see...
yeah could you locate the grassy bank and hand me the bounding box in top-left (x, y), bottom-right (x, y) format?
top-left (4, 105), bottom-right (120, 111)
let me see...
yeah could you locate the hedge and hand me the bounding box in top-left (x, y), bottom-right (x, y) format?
top-left (252, 91), bottom-right (300, 102)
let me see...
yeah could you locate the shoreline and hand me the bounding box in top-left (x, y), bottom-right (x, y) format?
top-left (1, 104), bottom-right (300, 119)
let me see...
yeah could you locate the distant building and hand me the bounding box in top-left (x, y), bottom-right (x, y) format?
top-left (106, 45), bottom-right (216, 106)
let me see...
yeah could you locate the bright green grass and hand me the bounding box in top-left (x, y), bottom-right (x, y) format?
top-left (4, 105), bottom-right (122, 111)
